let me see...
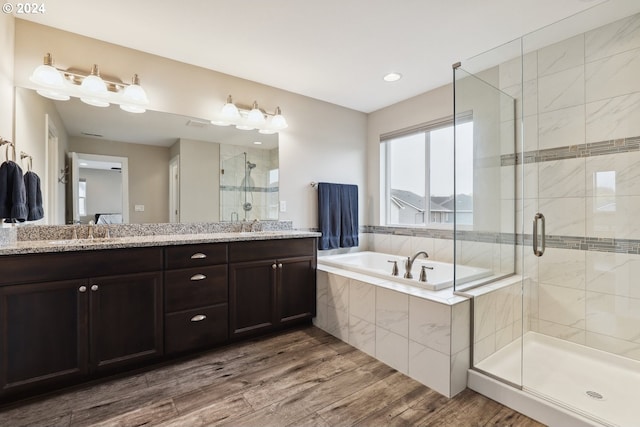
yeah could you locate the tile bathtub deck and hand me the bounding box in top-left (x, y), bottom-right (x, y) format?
top-left (0, 326), bottom-right (544, 427)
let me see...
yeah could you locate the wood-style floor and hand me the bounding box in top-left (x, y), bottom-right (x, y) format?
top-left (0, 326), bottom-right (544, 427)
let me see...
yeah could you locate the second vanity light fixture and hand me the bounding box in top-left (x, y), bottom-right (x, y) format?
top-left (30, 53), bottom-right (150, 113)
top-left (211, 95), bottom-right (288, 134)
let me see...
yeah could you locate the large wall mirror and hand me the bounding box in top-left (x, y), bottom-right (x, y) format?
top-left (14, 87), bottom-right (279, 225)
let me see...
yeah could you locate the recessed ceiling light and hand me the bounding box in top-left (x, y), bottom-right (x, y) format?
top-left (253, 141), bottom-right (263, 145)
top-left (383, 72), bottom-right (402, 82)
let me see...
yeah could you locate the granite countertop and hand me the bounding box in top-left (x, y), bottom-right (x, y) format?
top-left (0, 230), bottom-right (321, 256)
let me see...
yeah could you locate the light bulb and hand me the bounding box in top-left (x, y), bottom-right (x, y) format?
top-left (120, 74), bottom-right (148, 113)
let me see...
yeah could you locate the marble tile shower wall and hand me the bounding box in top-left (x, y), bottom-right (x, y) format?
top-left (497, 13), bottom-right (640, 362)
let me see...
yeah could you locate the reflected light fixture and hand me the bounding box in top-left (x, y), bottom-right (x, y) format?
top-left (212, 95), bottom-right (288, 134)
top-left (383, 72), bottom-right (402, 82)
top-left (29, 53), bottom-right (150, 113)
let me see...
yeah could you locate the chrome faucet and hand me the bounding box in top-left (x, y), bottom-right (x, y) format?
top-left (87, 220), bottom-right (95, 240)
top-left (404, 251), bottom-right (429, 279)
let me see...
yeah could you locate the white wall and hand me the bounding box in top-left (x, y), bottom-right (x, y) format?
top-left (13, 19), bottom-right (368, 230)
top-left (367, 85), bottom-right (453, 226)
top-left (0, 14), bottom-right (14, 142)
top-left (79, 168), bottom-right (123, 221)
top-left (176, 138), bottom-right (220, 223)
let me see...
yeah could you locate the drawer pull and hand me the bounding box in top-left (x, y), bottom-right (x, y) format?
top-left (190, 274), bottom-right (207, 281)
top-left (272, 263), bottom-right (277, 270)
top-left (91, 284), bottom-right (99, 291)
top-left (79, 285), bottom-right (87, 293)
top-left (190, 253), bottom-right (207, 259)
top-left (190, 314), bottom-right (207, 322)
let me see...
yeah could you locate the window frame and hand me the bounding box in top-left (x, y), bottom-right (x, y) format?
top-left (380, 114), bottom-right (472, 228)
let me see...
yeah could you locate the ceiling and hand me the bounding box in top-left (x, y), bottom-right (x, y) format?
top-left (17, 0), bottom-right (640, 113)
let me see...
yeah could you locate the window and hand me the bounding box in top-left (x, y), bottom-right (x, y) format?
top-left (381, 118), bottom-right (473, 227)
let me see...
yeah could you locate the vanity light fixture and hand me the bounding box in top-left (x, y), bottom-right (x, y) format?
top-left (29, 53), bottom-right (150, 113)
top-left (211, 95), bottom-right (289, 134)
top-left (29, 53), bottom-right (70, 101)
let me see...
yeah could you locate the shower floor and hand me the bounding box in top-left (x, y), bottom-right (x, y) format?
top-left (475, 332), bottom-right (640, 426)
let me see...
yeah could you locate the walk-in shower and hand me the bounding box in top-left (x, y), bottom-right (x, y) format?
top-left (219, 147), bottom-right (280, 221)
top-left (454, 4), bottom-right (640, 426)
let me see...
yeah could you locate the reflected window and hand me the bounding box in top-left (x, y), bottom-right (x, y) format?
top-left (594, 171), bottom-right (616, 212)
top-left (381, 118), bottom-right (473, 226)
top-left (78, 179), bottom-right (87, 216)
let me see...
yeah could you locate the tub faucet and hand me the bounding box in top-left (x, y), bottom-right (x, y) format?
top-left (404, 251), bottom-right (429, 279)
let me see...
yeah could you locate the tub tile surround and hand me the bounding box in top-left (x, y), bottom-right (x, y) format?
top-left (314, 268), bottom-right (471, 398)
top-left (495, 12), bottom-right (640, 364)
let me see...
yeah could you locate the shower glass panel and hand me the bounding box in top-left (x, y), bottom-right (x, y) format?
top-left (453, 58), bottom-right (520, 386)
top-left (453, 66), bottom-right (517, 291)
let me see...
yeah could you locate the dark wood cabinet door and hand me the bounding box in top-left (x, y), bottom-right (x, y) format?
top-left (0, 280), bottom-right (89, 395)
top-left (89, 272), bottom-right (163, 372)
top-left (229, 260), bottom-right (277, 338)
top-left (277, 256), bottom-right (316, 324)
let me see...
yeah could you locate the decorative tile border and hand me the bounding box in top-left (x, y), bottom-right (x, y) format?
top-left (220, 185), bottom-right (279, 193)
top-left (501, 136), bottom-right (640, 166)
top-left (363, 226), bottom-right (640, 255)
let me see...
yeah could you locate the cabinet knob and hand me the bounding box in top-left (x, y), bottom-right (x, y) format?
top-left (91, 284), bottom-right (99, 291)
top-left (272, 263), bottom-right (277, 270)
top-left (190, 253), bottom-right (207, 259)
top-left (278, 263), bottom-right (283, 269)
top-left (190, 314), bottom-right (207, 322)
top-left (190, 274), bottom-right (207, 281)
top-left (79, 285), bottom-right (87, 293)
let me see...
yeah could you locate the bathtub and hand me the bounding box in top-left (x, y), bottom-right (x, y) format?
top-left (317, 251), bottom-right (492, 291)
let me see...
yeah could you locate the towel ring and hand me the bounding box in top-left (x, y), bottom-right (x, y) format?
top-left (5, 144), bottom-right (16, 162)
top-left (20, 152), bottom-right (32, 171)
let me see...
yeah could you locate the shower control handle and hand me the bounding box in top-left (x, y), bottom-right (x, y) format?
top-left (533, 212), bottom-right (546, 257)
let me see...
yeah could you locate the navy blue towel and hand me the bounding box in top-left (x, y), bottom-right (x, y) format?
top-left (0, 161), bottom-right (28, 222)
top-left (24, 171), bottom-right (44, 221)
top-left (317, 182), bottom-right (358, 250)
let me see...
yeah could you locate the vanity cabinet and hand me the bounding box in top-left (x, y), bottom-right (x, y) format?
top-left (0, 248), bottom-right (163, 397)
top-left (164, 243), bottom-right (229, 354)
top-left (228, 238), bottom-right (316, 338)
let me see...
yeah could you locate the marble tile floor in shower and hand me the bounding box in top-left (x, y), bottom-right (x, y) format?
top-left (0, 326), bottom-right (543, 426)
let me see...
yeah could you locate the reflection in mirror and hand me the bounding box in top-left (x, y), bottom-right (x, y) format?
top-left (14, 87), bottom-right (279, 225)
top-left (69, 152), bottom-right (129, 224)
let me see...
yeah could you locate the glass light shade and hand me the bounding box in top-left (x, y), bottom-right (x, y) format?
top-left (235, 124), bottom-right (254, 131)
top-left (270, 113), bottom-right (288, 130)
top-left (211, 120), bottom-right (230, 126)
top-left (80, 72), bottom-right (109, 107)
top-left (258, 129), bottom-right (277, 135)
top-left (247, 104), bottom-right (266, 126)
top-left (122, 83), bottom-right (149, 105)
top-left (36, 88), bottom-right (70, 101)
top-left (221, 101), bottom-right (240, 120)
top-left (30, 64), bottom-right (65, 88)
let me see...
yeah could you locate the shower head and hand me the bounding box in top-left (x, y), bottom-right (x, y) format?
top-left (247, 161), bottom-right (256, 169)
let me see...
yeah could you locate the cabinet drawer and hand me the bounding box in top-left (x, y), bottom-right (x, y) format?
top-left (165, 265), bottom-right (228, 312)
top-left (229, 238), bottom-right (316, 262)
top-left (165, 304), bottom-right (228, 354)
top-left (164, 244), bottom-right (227, 270)
top-left (0, 248), bottom-right (163, 286)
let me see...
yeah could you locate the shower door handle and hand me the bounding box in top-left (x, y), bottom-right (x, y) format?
top-left (532, 213), bottom-right (545, 257)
